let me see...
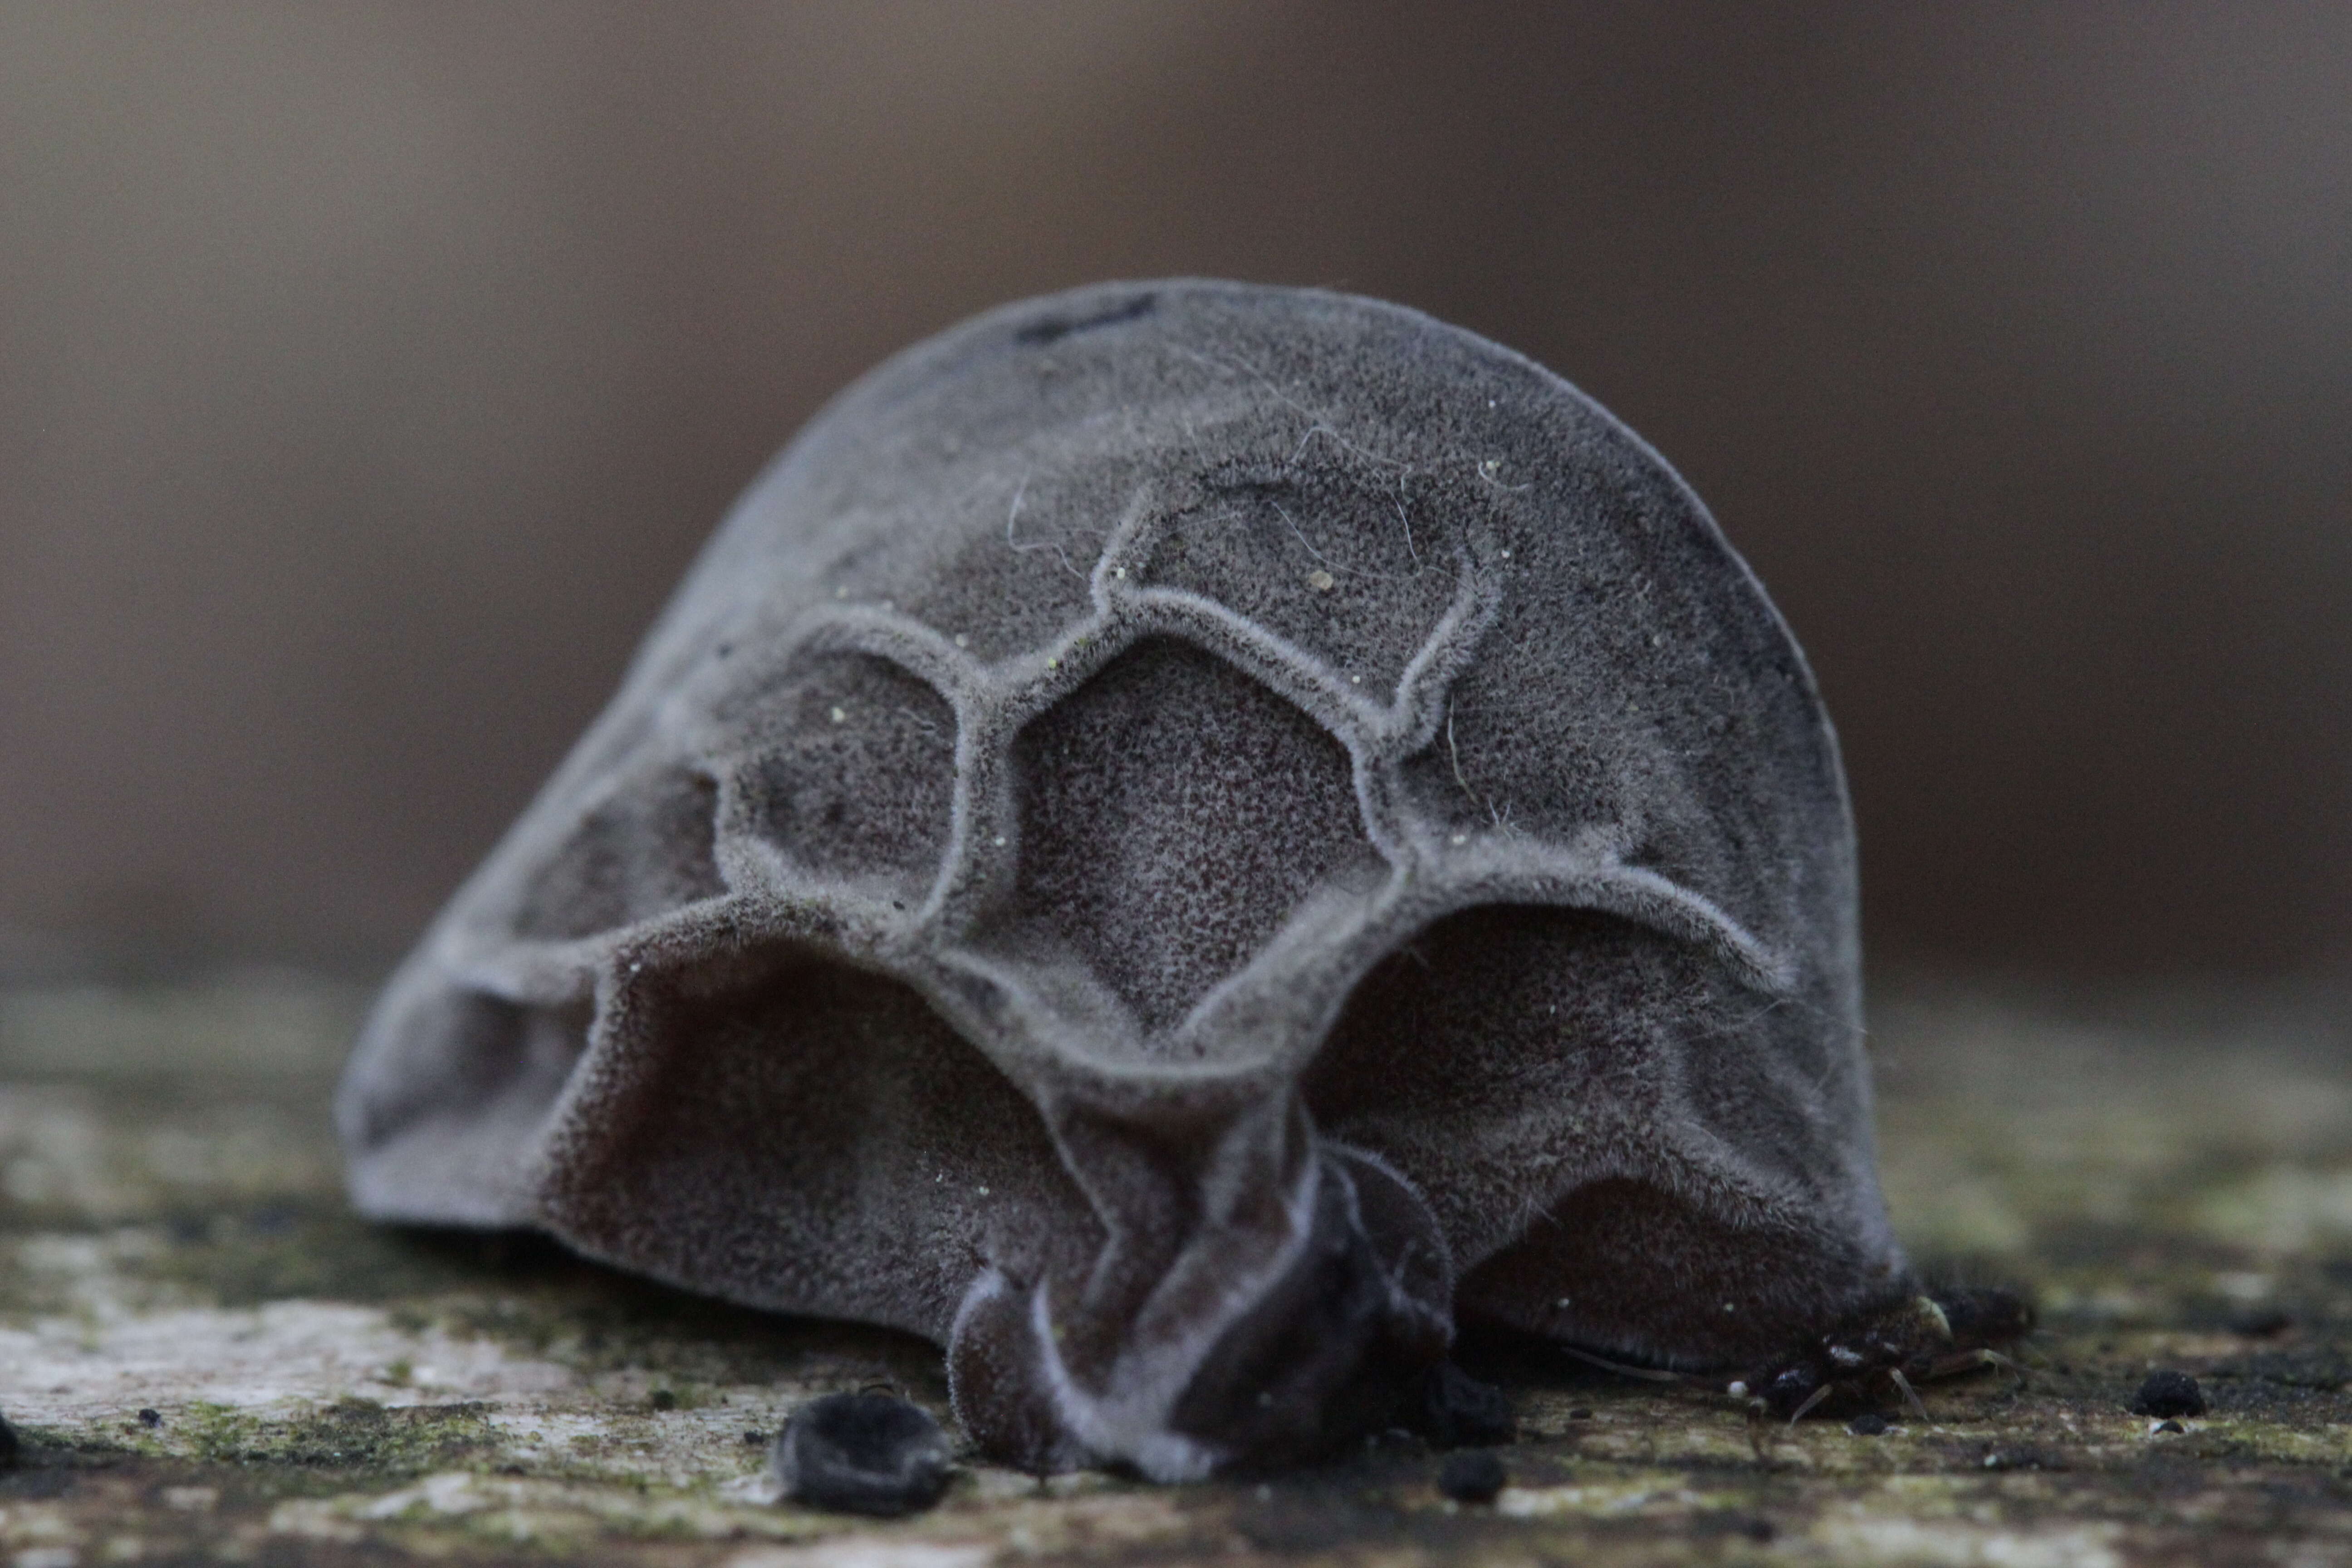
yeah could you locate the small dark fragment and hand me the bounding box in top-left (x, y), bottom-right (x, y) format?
top-left (742, 1430), bottom-right (769, 1445)
top-left (2227, 1307), bottom-right (2293, 1338)
top-left (772, 1392), bottom-right (952, 1517)
top-left (1436, 1448), bottom-right (1507, 1504)
top-left (648, 1388), bottom-right (678, 1411)
top-left (1846, 1412), bottom-right (1889, 1436)
top-left (2129, 1369), bottom-right (2207, 1418)
top-left (137, 1408), bottom-right (162, 1428)
top-left (0, 1411), bottom-right (18, 1470)
top-left (2153, 1419), bottom-right (2186, 1434)
top-left (1411, 1362), bottom-right (1516, 1448)
top-left (1568, 1407), bottom-right (1593, 1420)
top-left (1013, 291), bottom-right (1157, 344)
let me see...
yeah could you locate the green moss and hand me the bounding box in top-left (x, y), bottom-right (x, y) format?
top-left (179, 1399), bottom-right (265, 1462)
top-left (174, 1396), bottom-right (498, 1476)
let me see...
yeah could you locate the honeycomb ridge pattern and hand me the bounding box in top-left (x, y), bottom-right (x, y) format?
top-left (338, 279), bottom-right (1896, 1480)
top-left (454, 489), bottom-right (1786, 1078)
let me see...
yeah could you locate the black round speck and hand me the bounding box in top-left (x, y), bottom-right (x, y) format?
top-left (137, 1408), bottom-right (162, 1428)
top-left (1437, 1449), bottom-right (1507, 1504)
top-left (742, 1429), bottom-right (769, 1445)
top-left (1847, 1412), bottom-right (1889, 1436)
top-left (2153, 1419), bottom-right (2186, 1434)
top-left (772, 1392), bottom-right (952, 1517)
top-left (2129, 1369), bottom-right (2206, 1418)
top-left (648, 1388), bottom-right (679, 1411)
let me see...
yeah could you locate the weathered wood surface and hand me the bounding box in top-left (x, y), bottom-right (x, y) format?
top-left (2, 975), bottom-right (2347, 1566)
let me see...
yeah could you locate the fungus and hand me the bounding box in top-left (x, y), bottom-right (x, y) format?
top-left (339, 279), bottom-right (1905, 1478)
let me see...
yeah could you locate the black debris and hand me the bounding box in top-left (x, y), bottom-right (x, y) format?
top-left (1013, 291), bottom-right (1157, 345)
top-left (648, 1388), bottom-right (678, 1411)
top-left (0, 1411), bottom-right (18, 1470)
top-left (742, 1430), bottom-right (769, 1445)
top-left (1847, 1412), bottom-right (1889, 1436)
top-left (2129, 1369), bottom-right (2207, 1418)
top-left (1436, 1448), bottom-right (1507, 1504)
top-left (1412, 1362), bottom-right (1516, 1449)
top-left (772, 1392), bottom-right (952, 1517)
top-left (2153, 1419), bottom-right (2186, 1434)
top-left (1567, 1407), bottom-right (1593, 1420)
top-left (2227, 1307), bottom-right (2293, 1338)
top-left (137, 1409), bottom-right (162, 1428)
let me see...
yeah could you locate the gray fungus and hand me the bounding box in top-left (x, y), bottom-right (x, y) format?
top-left (338, 280), bottom-right (1903, 1479)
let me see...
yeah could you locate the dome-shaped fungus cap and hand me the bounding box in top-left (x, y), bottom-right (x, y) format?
top-left (337, 279), bottom-right (1901, 1478)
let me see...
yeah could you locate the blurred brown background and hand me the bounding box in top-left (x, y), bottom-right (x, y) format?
top-left (1, 3), bottom-right (2346, 984)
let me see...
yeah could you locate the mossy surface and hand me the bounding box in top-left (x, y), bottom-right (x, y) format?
top-left (2, 974), bottom-right (2348, 1565)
